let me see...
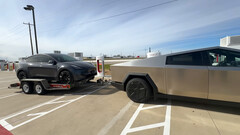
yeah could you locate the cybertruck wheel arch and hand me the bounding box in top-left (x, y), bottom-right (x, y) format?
top-left (123, 73), bottom-right (158, 98)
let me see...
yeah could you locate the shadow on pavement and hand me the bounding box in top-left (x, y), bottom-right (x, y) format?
top-left (41, 82), bottom-right (119, 96)
top-left (146, 97), bottom-right (240, 115)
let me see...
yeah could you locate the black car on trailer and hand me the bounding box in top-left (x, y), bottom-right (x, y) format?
top-left (16, 53), bottom-right (97, 86)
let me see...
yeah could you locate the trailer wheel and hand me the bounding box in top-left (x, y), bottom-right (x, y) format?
top-left (34, 83), bottom-right (46, 95)
top-left (22, 82), bottom-right (33, 94)
top-left (126, 78), bottom-right (152, 103)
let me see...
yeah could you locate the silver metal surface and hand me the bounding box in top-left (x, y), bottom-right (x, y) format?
top-left (208, 67), bottom-right (240, 102)
top-left (111, 46), bottom-right (240, 103)
top-left (166, 65), bottom-right (208, 98)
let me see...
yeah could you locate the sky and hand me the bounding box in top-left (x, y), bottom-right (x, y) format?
top-left (0, 0), bottom-right (240, 61)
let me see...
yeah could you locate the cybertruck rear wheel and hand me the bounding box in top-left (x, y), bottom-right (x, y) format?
top-left (126, 78), bottom-right (152, 103)
top-left (59, 70), bottom-right (73, 84)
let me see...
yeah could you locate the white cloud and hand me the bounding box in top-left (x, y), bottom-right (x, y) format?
top-left (0, 0), bottom-right (240, 60)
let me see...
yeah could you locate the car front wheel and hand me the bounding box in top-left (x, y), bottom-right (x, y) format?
top-left (126, 78), bottom-right (152, 103)
top-left (59, 70), bottom-right (73, 84)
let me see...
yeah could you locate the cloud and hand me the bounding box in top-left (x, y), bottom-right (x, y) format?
top-left (0, 0), bottom-right (240, 60)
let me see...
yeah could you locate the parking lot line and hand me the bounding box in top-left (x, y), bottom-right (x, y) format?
top-left (97, 101), bottom-right (133, 135)
top-left (0, 76), bottom-right (17, 80)
top-left (0, 93), bottom-right (20, 100)
top-left (163, 100), bottom-right (171, 135)
top-left (121, 104), bottom-right (144, 135)
top-left (0, 85), bottom-right (106, 131)
top-left (0, 79), bottom-right (18, 83)
top-left (121, 100), bottom-right (172, 135)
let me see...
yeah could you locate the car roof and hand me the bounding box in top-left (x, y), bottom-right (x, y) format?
top-left (164, 46), bottom-right (240, 56)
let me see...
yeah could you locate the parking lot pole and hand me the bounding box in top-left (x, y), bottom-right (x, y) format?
top-left (32, 8), bottom-right (39, 54)
top-left (24, 5), bottom-right (38, 54)
top-left (23, 22), bottom-right (34, 55)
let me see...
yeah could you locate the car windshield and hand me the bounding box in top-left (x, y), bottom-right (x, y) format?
top-left (48, 54), bottom-right (77, 62)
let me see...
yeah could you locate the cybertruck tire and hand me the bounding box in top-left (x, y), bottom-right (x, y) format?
top-left (126, 78), bottom-right (152, 103)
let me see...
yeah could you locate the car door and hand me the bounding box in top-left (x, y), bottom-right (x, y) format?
top-left (207, 49), bottom-right (240, 103)
top-left (165, 51), bottom-right (209, 99)
top-left (37, 55), bottom-right (57, 79)
top-left (26, 55), bottom-right (41, 78)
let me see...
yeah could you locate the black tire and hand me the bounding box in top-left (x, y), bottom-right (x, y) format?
top-left (21, 82), bottom-right (33, 94)
top-left (34, 83), bottom-right (46, 95)
top-left (126, 78), bottom-right (152, 103)
top-left (59, 70), bottom-right (73, 84)
top-left (17, 71), bottom-right (27, 80)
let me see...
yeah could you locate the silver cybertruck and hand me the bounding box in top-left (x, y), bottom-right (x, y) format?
top-left (111, 46), bottom-right (240, 103)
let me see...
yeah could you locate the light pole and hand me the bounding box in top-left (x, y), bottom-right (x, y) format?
top-left (23, 22), bottom-right (34, 55)
top-left (24, 5), bottom-right (39, 54)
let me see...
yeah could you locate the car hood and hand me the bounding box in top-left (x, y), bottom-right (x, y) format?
top-left (64, 61), bottom-right (95, 68)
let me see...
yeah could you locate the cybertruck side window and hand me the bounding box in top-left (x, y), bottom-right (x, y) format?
top-left (207, 49), bottom-right (240, 67)
top-left (166, 52), bottom-right (203, 66)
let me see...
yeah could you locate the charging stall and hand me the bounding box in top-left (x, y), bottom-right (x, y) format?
top-left (96, 56), bottom-right (105, 78)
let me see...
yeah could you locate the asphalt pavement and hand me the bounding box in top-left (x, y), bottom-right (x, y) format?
top-left (0, 71), bottom-right (239, 135)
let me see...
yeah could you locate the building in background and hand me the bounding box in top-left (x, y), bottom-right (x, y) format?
top-left (147, 51), bottom-right (161, 58)
top-left (146, 47), bottom-right (161, 58)
top-left (54, 50), bottom-right (61, 54)
top-left (220, 35), bottom-right (240, 49)
top-left (68, 52), bottom-right (83, 61)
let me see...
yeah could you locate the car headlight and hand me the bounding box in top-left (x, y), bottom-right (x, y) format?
top-left (71, 65), bottom-right (84, 70)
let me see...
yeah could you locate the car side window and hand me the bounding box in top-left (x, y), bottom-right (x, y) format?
top-left (37, 55), bottom-right (52, 63)
top-left (207, 49), bottom-right (240, 67)
top-left (26, 56), bottom-right (38, 62)
top-left (166, 52), bottom-right (203, 66)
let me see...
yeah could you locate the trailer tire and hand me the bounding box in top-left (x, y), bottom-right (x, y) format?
top-left (126, 78), bottom-right (152, 103)
top-left (22, 82), bottom-right (33, 94)
top-left (34, 83), bottom-right (46, 95)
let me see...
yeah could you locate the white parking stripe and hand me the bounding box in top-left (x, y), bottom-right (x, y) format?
top-left (0, 79), bottom-right (18, 83)
top-left (97, 101), bottom-right (133, 135)
top-left (163, 100), bottom-right (172, 135)
top-left (0, 85), bottom-right (106, 131)
top-left (0, 93), bottom-right (20, 100)
top-left (120, 104), bottom-right (144, 135)
top-left (128, 122), bottom-right (166, 133)
top-left (141, 104), bottom-right (165, 110)
top-left (121, 100), bottom-right (172, 135)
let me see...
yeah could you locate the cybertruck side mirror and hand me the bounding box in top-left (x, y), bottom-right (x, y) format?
top-left (48, 60), bottom-right (56, 65)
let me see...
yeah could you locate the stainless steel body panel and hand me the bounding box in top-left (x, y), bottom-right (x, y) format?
top-left (166, 65), bottom-right (209, 99)
top-left (111, 46), bottom-right (240, 103)
top-left (208, 67), bottom-right (240, 102)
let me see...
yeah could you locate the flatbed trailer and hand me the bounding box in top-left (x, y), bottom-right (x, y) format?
top-left (11, 79), bottom-right (72, 95)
